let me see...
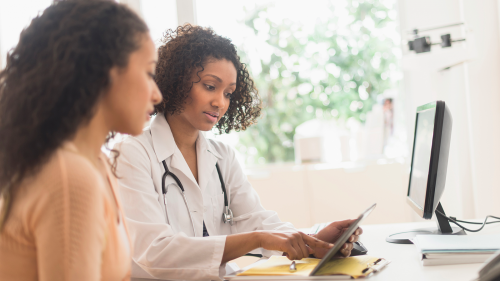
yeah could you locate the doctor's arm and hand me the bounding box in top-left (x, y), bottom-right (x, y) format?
top-left (218, 142), bottom-right (362, 258)
top-left (222, 231), bottom-right (333, 262)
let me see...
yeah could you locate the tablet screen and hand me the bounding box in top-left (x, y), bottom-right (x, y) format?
top-left (310, 203), bottom-right (376, 276)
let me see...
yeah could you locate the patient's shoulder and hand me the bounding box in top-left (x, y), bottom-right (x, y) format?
top-left (34, 143), bottom-right (105, 195)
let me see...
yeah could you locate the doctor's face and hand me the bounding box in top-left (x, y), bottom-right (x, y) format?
top-left (180, 59), bottom-right (237, 132)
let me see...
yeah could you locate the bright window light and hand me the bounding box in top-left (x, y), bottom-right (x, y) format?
top-left (140, 0), bottom-right (178, 46)
top-left (0, 0), bottom-right (52, 68)
top-left (196, 0), bottom-right (403, 166)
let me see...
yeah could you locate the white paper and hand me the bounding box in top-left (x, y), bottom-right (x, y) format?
top-left (414, 234), bottom-right (500, 253)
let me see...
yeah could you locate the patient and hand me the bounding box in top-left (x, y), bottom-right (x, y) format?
top-left (0, 1), bottom-right (161, 280)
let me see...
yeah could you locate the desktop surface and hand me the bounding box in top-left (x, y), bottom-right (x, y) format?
top-left (229, 220), bottom-right (499, 281)
top-left (358, 221), bottom-right (500, 281)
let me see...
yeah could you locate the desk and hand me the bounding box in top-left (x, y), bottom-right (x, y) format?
top-left (358, 221), bottom-right (500, 281)
top-left (231, 220), bottom-right (500, 281)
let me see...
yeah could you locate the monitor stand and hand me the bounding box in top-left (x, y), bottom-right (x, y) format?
top-left (386, 202), bottom-right (466, 244)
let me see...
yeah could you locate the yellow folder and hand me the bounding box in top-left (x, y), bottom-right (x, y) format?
top-left (237, 255), bottom-right (386, 279)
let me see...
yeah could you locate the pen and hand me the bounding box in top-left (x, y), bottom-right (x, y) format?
top-left (362, 258), bottom-right (385, 274)
top-left (289, 261), bottom-right (297, 271)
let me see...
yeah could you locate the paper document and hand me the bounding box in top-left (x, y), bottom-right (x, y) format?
top-left (238, 256), bottom-right (319, 277)
top-left (237, 255), bottom-right (385, 279)
top-left (414, 234), bottom-right (500, 253)
top-left (422, 253), bottom-right (494, 266)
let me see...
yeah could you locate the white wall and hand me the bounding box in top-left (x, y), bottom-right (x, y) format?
top-left (248, 0), bottom-right (500, 227)
top-left (398, 0), bottom-right (500, 219)
top-left (246, 160), bottom-right (412, 228)
top-left (462, 0), bottom-right (500, 218)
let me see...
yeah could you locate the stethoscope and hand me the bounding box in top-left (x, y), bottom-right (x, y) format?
top-left (161, 160), bottom-right (234, 237)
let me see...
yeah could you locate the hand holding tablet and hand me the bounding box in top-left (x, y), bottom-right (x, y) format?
top-left (312, 219), bottom-right (364, 258)
top-left (311, 203), bottom-right (376, 275)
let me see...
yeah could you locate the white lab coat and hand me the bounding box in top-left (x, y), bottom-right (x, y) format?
top-left (115, 114), bottom-right (296, 281)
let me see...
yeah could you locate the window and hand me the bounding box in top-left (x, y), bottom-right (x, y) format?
top-left (0, 0), bottom-right (52, 68)
top-left (0, 0), bottom-right (405, 165)
top-left (140, 0), bottom-right (178, 46)
top-left (198, 0), bottom-right (404, 166)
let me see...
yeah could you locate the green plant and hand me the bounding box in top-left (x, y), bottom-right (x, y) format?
top-left (230, 0), bottom-right (400, 165)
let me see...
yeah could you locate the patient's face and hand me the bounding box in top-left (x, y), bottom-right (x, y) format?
top-left (103, 34), bottom-right (162, 136)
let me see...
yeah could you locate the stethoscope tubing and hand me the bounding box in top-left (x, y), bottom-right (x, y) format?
top-left (162, 184), bottom-right (198, 237)
top-left (161, 159), bottom-right (232, 237)
top-left (215, 163), bottom-right (228, 207)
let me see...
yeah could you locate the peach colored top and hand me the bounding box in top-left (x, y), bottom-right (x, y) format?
top-left (0, 143), bottom-right (132, 281)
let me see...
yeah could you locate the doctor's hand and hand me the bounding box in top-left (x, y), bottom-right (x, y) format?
top-left (257, 231), bottom-right (334, 260)
top-left (311, 219), bottom-right (363, 258)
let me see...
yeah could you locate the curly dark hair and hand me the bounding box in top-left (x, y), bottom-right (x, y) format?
top-left (154, 24), bottom-right (261, 133)
top-left (0, 1), bottom-right (148, 211)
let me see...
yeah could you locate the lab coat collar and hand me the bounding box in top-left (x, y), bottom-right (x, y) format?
top-left (196, 132), bottom-right (222, 193)
top-left (203, 135), bottom-right (223, 160)
top-left (150, 113), bottom-right (176, 163)
top-left (150, 114), bottom-right (201, 187)
top-left (150, 113), bottom-right (224, 191)
top-left (150, 113), bottom-right (224, 162)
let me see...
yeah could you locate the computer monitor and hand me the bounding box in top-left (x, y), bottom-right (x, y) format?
top-left (386, 100), bottom-right (465, 244)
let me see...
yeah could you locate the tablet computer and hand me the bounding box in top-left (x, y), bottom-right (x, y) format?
top-left (310, 203), bottom-right (376, 276)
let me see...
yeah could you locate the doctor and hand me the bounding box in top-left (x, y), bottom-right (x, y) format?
top-left (116, 24), bottom-right (362, 281)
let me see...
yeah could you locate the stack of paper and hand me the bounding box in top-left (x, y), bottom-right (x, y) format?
top-left (413, 235), bottom-right (500, 266)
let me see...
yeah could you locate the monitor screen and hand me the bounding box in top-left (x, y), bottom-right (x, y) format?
top-left (388, 101), bottom-right (459, 243)
top-left (408, 107), bottom-right (436, 210)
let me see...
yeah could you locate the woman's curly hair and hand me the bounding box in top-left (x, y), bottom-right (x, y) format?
top-left (154, 24), bottom-right (261, 133)
top-left (0, 0), bottom-right (148, 216)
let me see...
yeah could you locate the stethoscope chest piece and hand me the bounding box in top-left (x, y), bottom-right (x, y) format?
top-left (222, 206), bottom-right (234, 225)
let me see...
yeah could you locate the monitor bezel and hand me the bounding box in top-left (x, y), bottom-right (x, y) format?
top-left (406, 101), bottom-right (446, 219)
